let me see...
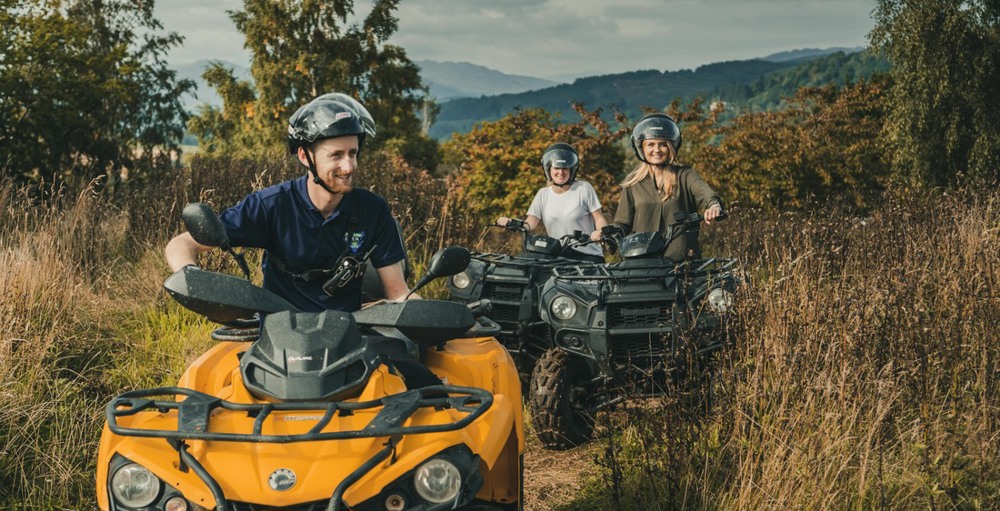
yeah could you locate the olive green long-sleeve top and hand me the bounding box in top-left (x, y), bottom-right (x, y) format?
top-left (613, 165), bottom-right (722, 262)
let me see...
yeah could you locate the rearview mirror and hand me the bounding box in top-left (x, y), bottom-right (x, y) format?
top-left (426, 246), bottom-right (471, 279)
top-left (408, 246), bottom-right (471, 298)
top-left (182, 203), bottom-right (230, 249)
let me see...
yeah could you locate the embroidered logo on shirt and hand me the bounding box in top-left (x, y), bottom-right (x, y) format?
top-left (346, 230), bottom-right (366, 253)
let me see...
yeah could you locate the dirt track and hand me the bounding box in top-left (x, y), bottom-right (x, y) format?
top-left (522, 434), bottom-right (601, 511)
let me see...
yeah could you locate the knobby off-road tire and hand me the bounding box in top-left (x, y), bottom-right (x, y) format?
top-left (529, 349), bottom-right (595, 450)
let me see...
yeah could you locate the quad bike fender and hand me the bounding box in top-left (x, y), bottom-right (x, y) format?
top-left (423, 336), bottom-right (524, 452)
top-left (175, 341), bottom-right (249, 397)
top-left (474, 423), bottom-right (522, 506)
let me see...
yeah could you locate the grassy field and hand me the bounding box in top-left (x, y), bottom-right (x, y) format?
top-left (0, 162), bottom-right (996, 510)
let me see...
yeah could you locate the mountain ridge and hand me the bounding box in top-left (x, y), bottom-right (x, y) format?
top-left (427, 48), bottom-right (884, 139)
top-left (416, 60), bottom-right (562, 100)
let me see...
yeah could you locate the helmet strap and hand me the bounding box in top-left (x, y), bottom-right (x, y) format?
top-left (547, 168), bottom-right (575, 189)
top-left (554, 179), bottom-right (573, 189)
top-left (303, 147), bottom-right (340, 196)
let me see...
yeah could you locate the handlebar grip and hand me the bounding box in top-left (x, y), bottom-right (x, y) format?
top-left (601, 224), bottom-right (625, 238)
top-left (506, 218), bottom-right (527, 231)
top-left (466, 299), bottom-right (493, 317)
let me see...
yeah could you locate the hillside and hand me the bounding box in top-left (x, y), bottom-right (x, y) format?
top-left (416, 60), bottom-right (562, 100)
top-left (429, 49), bottom-right (887, 140)
top-left (761, 46), bottom-right (865, 62)
top-left (720, 50), bottom-right (891, 111)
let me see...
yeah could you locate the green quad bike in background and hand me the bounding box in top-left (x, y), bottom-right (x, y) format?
top-left (530, 212), bottom-right (740, 449)
top-left (447, 218), bottom-right (595, 387)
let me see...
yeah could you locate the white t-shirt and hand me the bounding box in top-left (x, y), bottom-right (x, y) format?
top-left (527, 181), bottom-right (603, 257)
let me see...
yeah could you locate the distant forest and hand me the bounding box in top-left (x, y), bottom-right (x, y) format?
top-left (430, 50), bottom-right (890, 139)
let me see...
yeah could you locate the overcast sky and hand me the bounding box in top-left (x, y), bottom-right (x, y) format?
top-left (154, 0), bottom-right (877, 80)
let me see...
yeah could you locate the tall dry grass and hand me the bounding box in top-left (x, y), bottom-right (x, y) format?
top-left (0, 180), bottom-right (170, 507)
top-left (569, 184), bottom-right (999, 510)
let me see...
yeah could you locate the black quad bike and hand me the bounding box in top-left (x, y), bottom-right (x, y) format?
top-left (446, 219), bottom-right (595, 386)
top-left (529, 212), bottom-right (739, 449)
top-left (97, 204), bottom-right (524, 511)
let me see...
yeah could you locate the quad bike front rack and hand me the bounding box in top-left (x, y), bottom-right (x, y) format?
top-left (106, 385), bottom-right (492, 442)
top-left (106, 385), bottom-right (493, 511)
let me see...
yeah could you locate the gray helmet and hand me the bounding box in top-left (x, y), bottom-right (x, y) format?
top-left (287, 93), bottom-right (376, 154)
top-left (541, 142), bottom-right (579, 184)
top-left (630, 113), bottom-right (681, 163)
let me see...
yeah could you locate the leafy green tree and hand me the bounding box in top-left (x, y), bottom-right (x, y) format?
top-left (188, 0), bottom-right (436, 168)
top-left (442, 106), bottom-right (627, 224)
top-left (870, 0), bottom-right (1000, 186)
top-left (0, 0), bottom-right (193, 187)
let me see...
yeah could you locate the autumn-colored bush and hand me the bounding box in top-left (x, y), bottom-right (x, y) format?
top-left (678, 80), bottom-right (892, 211)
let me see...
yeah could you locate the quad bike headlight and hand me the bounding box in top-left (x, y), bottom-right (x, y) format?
top-left (413, 458), bottom-right (462, 504)
top-left (451, 271), bottom-right (472, 289)
top-left (110, 462), bottom-right (162, 508)
top-left (550, 295), bottom-right (578, 320)
top-left (707, 288), bottom-right (734, 314)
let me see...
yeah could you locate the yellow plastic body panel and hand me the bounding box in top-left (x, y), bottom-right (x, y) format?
top-left (97, 335), bottom-right (522, 510)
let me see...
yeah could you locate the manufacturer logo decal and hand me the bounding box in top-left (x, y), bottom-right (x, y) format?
top-left (268, 468), bottom-right (296, 491)
top-left (621, 306), bottom-right (662, 317)
top-left (334, 112), bottom-right (353, 121)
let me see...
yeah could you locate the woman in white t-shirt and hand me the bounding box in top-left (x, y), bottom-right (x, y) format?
top-left (497, 143), bottom-right (609, 263)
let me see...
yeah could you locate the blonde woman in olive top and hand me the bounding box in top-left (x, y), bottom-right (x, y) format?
top-left (597, 113), bottom-right (724, 262)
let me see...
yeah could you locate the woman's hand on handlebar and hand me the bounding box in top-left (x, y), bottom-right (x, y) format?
top-left (703, 204), bottom-right (724, 224)
top-left (497, 217), bottom-right (528, 231)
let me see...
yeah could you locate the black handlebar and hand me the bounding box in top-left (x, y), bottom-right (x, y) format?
top-left (491, 210), bottom-right (726, 256)
top-left (495, 218), bottom-right (527, 232)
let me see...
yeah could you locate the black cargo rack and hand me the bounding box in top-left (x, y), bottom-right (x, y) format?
top-left (551, 257), bottom-right (737, 281)
top-left (470, 251), bottom-right (578, 269)
top-left (106, 385), bottom-right (492, 443)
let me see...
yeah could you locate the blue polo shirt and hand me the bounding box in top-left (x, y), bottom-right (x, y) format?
top-left (219, 176), bottom-right (406, 312)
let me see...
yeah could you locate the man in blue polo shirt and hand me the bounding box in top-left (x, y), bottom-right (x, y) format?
top-left (165, 93), bottom-right (415, 312)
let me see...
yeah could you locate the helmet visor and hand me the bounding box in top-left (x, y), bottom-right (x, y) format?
top-left (311, 93), bottom-right (377, 139)
top-left (543, 149), bottom-right (579, 171)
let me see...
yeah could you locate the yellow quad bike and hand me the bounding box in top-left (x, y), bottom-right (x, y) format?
top-left (96, 204), bottom-right (523, 511)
